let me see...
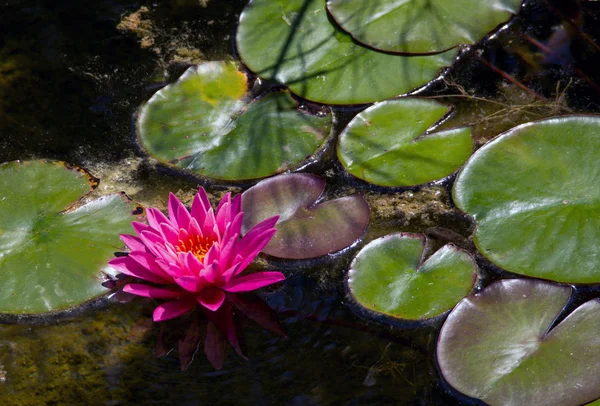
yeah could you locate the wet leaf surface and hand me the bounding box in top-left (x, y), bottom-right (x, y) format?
top-left (453, 116), bottom-right (600, 283)
top-left (0, 160), bottom-right (138, 314)
top-left (138, 61), bottom-right (331, 180)
top-left (338, 98), bottom-right (473, 186)
top-left (242, 173), bottom-right (370, 259)
top-left (437, 279), bottom-right (600, 406)
top-left (236, 0), bottom-right (457, 104)
top-left (348, 233), bottom-right (477, 320)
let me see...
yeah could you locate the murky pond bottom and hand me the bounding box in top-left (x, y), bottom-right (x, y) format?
top-left (2, 0), bottom-right (600, 404)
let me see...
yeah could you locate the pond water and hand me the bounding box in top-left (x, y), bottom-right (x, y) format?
top-left (2, 0), bottom-right (600, 404)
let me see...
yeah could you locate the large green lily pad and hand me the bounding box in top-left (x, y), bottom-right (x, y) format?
top-left (337, 98), bottom-right (473, 187)
top-left (241, 173), bottom-right (370, 259)
top-left (453, 116), bottom-right (600, 283)
top-left (437, 279), bottom-right (600, 406)
top-left (236, 0), bottom-right (458, 105)
top-left (138, 61), bottom-right (331, 181)
top-left (0, 160), bottom-right (138, 314)
top-left (327, 0), bottom-right (522, 54)
top-left (347, 234), bottom-right (477, 320)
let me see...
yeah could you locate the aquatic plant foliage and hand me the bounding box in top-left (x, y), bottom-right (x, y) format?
top-left (338, 98), bottom-right (473, 187)
top-left (453, 116), bottom-right (600, 283)
top-left (241, 173), bottom-right (370, 259)
top-left (138, 61), bottom-right (331, 180)
top-left (0, 160), bottom-right (137, 314)
top-left (327, 0), bottom-right (522, 54)
top-left (348, 233), bottom-right (477, 320)
top-left (438, 279), bottom-right (600, 406)
top-left (236, 0), bottom-right (457, 104)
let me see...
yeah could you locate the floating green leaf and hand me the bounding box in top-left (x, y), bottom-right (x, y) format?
top-left (453, 116), bottom-right (600, 283)
top-left (327, 0), bottom-right (522, 54)
top-left (337, 98), bottom-right (473, 187)
top-left (241, 173), bottom-right (370, 259)
top-left (236, 0), bottom-right (458, 104)
top-left (138, 61), bottom-right (331, 181)
top-left (347, 234), bottom-right (477, 320)
top-left (437, 279), bottom-right (600, 406)
top-left (0, 160), bottom-right (138, 314)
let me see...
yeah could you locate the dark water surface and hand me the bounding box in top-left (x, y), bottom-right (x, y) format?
top-left (2, 0), bottom-right (600, 404)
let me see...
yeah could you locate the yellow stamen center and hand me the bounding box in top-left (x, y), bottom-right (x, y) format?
top-left (177, 234), bottom-right (213, 261)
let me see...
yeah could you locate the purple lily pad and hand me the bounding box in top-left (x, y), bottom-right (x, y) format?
top-left (241, 173), bottom-right (370, 259)
top-left (437, 279), bottom-right (600, 405)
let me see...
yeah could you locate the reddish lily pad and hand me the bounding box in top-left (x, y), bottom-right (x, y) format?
top-left (437, 279), bottom-right (600, 405)
top-left (241, 173), bottom-right (370, 259)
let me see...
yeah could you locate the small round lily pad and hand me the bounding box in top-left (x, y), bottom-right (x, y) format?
top-left (138, 61), bottom-right (331, 181)
top-left (453, 116), bottom-right (600, 283)
top-left (241, 173), bottom-right (370, 259)
top-left (327, 0), bottom-right (522, 54)
top-left (236, 0), bottom-right (458, 104)
top-left (337, 98), bottom-right (473, 187)
top-left (347, 233), bottom-right (477, 320)
top-left (437, 279), bottom-right (600, 406)
top-left (0, 160), bottom-right (138, 314)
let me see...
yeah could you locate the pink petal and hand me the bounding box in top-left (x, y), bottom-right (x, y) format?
top-left (146, 208), bottom-right (171, 231)
top-left (222, 271), bottom-right (285, 292)
top-left (159, 222), bottom-right (179, 246)
top-left (128, 251), bottom-right (171, 280)
top-left (202, 208), bottom-right (217, 239)
top-left (132, 221), bottom-right (152, 236)
top-left (236, 228), bottom-right (277, 273)
top-left (108, 256), bottom-right (172, 284)
top-left (188, 217), bottom-right (202, 239)
top-left (200, 260), bottom-right (222, 284)
top-left (191, 190), bottom-right (210, 229)
top-left (203, 243), bottom-right (220, 268)
top-left (175, 275), bottom-right (205, 292)
top-left (203, 301), bottom-right (245, 359)
top-left (215, 192), bottom-right (231, 216)
top-left (123, 283), bottom-right (185, 298)
top-left (120, 234), bottom-right (146, 252)
top-left (168, 193), bottom-right (191, 229)
top-left (197, 288), bottom-right (226, 311)
top-left (217, 233), bottom-right (238, 271)
top-left (153, 296), bottom-right (197, 322)
top-left (138, 230), bottom-right (168, 258)
top-left (181, 252), bottom-right (203, 275)
top-left (231, 194), bottom-right (242, 217)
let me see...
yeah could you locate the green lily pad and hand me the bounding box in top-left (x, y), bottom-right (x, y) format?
top-left (241, 173), bottom-right (370, 259)
top-left (236, 0), bottom-right (458, 105)
top-left (138, 61), bottom-right (331, 181)
top-left (0, 160), bottom-right (138, 314)
top-left (453, 116), bottom-right (600, 283)
top-left (337, 98), bottom-right (473, 187)
top-left (327, 0), bottom-right (522, 54)
top-left (347, 234), bottom-right (477, 320)
top-left (437, 279), bottom-right (600, 406)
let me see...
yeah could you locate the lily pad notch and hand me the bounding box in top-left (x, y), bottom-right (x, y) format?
top-left (337, 98), bottom-right (473, 187)
top-left (241, 173), bottom-right (370, 259)
top-left (347, 233), bottom-right (478, 321)
top-left (437, 278), bottom-right (600, 406)
top-left (0, 160), bottom-right (141, 315)
top-left (137, 61), bottom-right (332, 181)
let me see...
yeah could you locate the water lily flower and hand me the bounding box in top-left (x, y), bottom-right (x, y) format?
top-left (108, 188), bottom-right (285, 322)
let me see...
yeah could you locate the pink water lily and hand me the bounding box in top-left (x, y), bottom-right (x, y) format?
top-left (108, 188), bottom-right (285, 322)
